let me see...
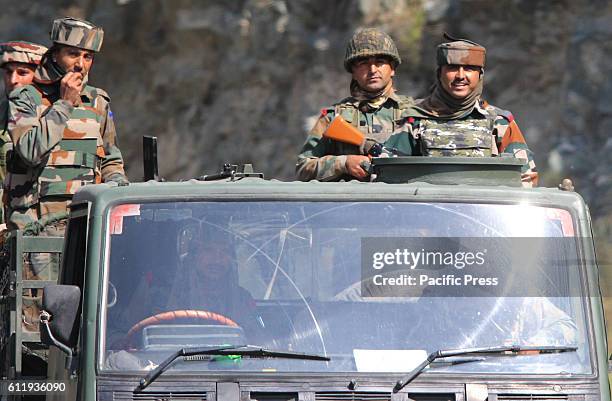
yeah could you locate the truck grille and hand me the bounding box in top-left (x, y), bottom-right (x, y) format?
top-left (315, 392), bottom-right (391, 401)
top-left (114, 391), bottom-right (207, 400)
top-left (497, 395), bottom-right (570, 401)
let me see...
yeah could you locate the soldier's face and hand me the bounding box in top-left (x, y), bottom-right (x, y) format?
top-left (2, 62), bottom-right (36, 94)
top-left (196, 244), bottom-right (233, 282)
top-left (54, 46), bottom-right (94, 77)
top-left (439, 64), bottom-right (481, 99)
top-left (351, 56), bottom-right (395, 93)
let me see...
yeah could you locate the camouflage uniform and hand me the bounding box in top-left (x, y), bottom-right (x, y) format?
top-left (0, 99), bottom-right (10, 184)
top-left (0, 42), bottom-right (48, 223)
top-left (6, 18), bottom-right (126, 232)
top-left (297, 94), bottom-right (414, 181)
top-left (392, 36), bottom-right (538, 186)
top-left (296, 28), bottom-right (413, 181)
top-left (5, 18), bottom-right (127, 332)
top-left (390, 100), bottom-right (537, 168)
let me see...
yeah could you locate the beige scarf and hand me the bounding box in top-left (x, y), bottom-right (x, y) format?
top-left (408, 68), bottom-right (483, 119)
top-left (349, 79), bottom-right (395, 112)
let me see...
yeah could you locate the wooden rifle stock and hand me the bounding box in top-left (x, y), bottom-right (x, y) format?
top-left (323, 116), bottom-right (365, 147)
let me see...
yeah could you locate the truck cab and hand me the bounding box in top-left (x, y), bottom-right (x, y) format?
top-left (35, 158), bottom-right (610, 401)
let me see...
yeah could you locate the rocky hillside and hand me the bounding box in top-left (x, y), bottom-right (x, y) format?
top-left (1, 0), bottom-right (610, 290)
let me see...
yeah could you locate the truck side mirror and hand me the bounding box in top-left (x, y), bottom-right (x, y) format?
top-left (41, 284), bottom-right (81, 350)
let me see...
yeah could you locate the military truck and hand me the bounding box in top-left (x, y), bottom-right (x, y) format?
top-left (2, 156), bottom-right (611, 400)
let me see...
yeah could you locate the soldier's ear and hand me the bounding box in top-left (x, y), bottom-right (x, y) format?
top-left (390, 69), bottom-right (395, 78)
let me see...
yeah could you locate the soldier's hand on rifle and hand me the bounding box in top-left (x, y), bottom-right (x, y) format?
top-left (60, 72), bottom-right (84, 106)
top-left (346, 155), bottom-right (370, 179)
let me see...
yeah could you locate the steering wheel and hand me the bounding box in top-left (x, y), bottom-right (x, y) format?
top-left (126, 309), bottom-right (241, 344)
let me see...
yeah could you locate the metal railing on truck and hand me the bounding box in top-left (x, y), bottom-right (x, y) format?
top-left (0, 231), bottom-right (64, 379)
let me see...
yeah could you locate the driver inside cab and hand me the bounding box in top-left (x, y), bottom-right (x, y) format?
top-left (167, 237), bottom-right (258, 329)
top-left (107, 225), bottom-right (263, 353)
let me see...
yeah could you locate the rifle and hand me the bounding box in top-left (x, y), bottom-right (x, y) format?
top-left (322, 116), bottom-right (408, 158)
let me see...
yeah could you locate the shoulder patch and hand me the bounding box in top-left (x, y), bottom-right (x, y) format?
top-left (319, 106), bottom-right (335, 119)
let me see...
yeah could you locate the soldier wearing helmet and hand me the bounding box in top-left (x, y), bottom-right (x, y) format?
top-left (390, 34), bottom-right (538, 186)
top-left (6, 17), bottom-right (128, 234)
top-left (0, 41), bottom-right (47, 223)
top-left (296, 28), bottom-right (414, 181)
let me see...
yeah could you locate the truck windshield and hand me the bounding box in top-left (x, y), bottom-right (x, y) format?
top-left (101, 201), bottom-right (591, 375)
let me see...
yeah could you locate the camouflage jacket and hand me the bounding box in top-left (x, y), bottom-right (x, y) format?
top-left (0, 98), bottom-right (12, 224)
top-left (0, 98), bottom-right (13, 181)
top-left (388, 100), bottom-right (538, 187)
top-left (5, 82), bottom-right (127, 230)
top-left (296, 93), bottom-right (414, 181)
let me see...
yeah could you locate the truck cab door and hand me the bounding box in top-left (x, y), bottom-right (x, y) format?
top-left (46, 212), bottom-right (89, 401)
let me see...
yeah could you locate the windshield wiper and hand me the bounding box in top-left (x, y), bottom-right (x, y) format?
top-left (137, 345), bottom-right (330, 391)
top-left (393, 344), bottom-right (577, 393)
top-left (431, 356), bottom-right (486, 365)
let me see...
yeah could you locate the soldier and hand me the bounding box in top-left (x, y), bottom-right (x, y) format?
top-left (0, 42), bottom-right (48, 224)
top-left (390, 34), bottom-right (538, 186)
top-left (6, 17), bottom-right (128, 233)
top-left (6, 17), bottom-right (128, 333)
top-left (296, 28), bottom-right (413, 181)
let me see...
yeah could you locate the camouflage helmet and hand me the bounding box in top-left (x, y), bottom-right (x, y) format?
top-left (50, 17), bottom-right (104, 52)
top-left (344, 28), bottom-right (401, 72)
top-left (0, 41), bottom-right (48, 67)
top-left (437, 33), bottom-right (486, 68)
